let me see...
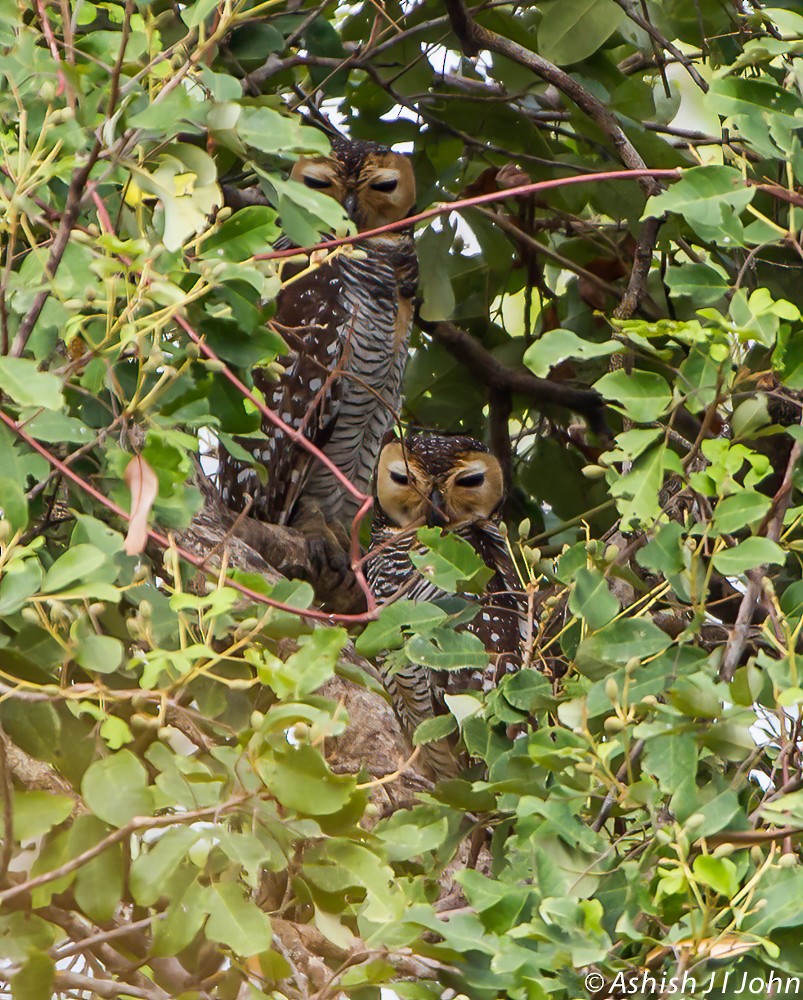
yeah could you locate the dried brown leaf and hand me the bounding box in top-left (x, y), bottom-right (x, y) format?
top-left (123, 454), bottom-right (159, 555)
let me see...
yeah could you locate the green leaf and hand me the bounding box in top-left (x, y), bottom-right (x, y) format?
top-left (411, 527), bottom-right (494, 594)
top-left (257, 744), bottom-right (356, 816)
top-left (152, 877), bottom-right (210, 957)
top-left (205, 882), bottom-right (272, 956)
top-left (712, 491), bottom-right (773, 534)
top-left (131, 827), bottom-right (202, 906)
top-left (692, 855), bottom-right (739, 898)
top-left (537, 0), bottom-right (625, 65)
top-left (500, 669), bottom-right (554, 712)
top-left (42, 544), bottom-right (106, 593)
top-left (642, 166), bottom-right (754, 245)
top-left (355, 600), bottom-right (447, 657)
top-left (9, 951), bottom-right (54, 1000)
top-left (417, 226), bottom-right (456, 322)
top-left (636, 522), bottom-right (685, 578)
top-left (0, 914), bottom-right (56, 963)
top-left (610, 444), bottom-right (682, 528)
top-left (576, 618), bottom-right (672, 677)
top-left (180, 0), bottom-right (219, 28)
top-left (642, 732), bottom-right (697, 795)
top-left (745, 869), bottom-right (803, 934)
top-left (0, 558), bottom-right (41, 614)
top-left (522, 329), bottom-right (619, 377)
top-left (81, 750), bottom-right (153, 827)
top-left (568, 567), bottom-right (619, 631)
top-left (11, 791), bottom-right (74, 840)
top-left (711, 537), bottom-right (786, 575)
top-left (73, 817), bottom-right (124, 922)
top-left (412, 713), bottom-right (457, 746)
top-left (595, 370), bottom-right (671, 423)
top-left (0, 358), bottom-right (63, 409)
top-left (664, 261), bottom-right (730, 305)
top-left (406, 627), bottom-right (489, 671)
top-left (74, 634), bottom-right (124, 674)
top-left (237, 108), bottom-right (331, 157)
top-left (202, 206), bottom-right (280, 262)
top-left (20, 409), bottom-right (93, 444)
top-left (0, 476), bottom-right (29, 531)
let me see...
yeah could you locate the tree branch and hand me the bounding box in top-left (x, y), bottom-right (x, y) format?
top-left (443, 0), bottom-right (662, 195)
top-left (720, 436), bottom-right (801, 681)
top-left (420, 319), bottom-right (610, 437)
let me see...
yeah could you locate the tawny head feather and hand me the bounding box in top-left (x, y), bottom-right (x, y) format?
top-left (290, 137), bottom-right (415, 231)
top-left (375, 435), bottom-right (504, 529)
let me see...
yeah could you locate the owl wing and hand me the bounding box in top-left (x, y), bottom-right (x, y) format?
top-left (218, 252), bottom-right (348, 525)
top-left (254, 256), bottom-right (348, 526)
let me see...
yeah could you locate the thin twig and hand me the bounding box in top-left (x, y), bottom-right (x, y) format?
top-left (719, 436), bottom-right (801, 681)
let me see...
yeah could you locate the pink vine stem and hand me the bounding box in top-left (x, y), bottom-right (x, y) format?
top-left (254, 168), bottom-right (683, 262)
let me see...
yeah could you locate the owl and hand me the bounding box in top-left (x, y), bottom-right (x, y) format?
top-left (218, 136), bottom-right (418, 552)
top-left (366, 433), bottom-right (526, 777)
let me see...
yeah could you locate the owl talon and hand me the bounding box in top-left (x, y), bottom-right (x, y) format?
top-left (305, 535), bottom-right (367, 614)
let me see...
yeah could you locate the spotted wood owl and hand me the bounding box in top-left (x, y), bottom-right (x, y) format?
top-left (218, 136), bottom-right (418, 543)
top-left (366, 433), bottom-right (526, 777)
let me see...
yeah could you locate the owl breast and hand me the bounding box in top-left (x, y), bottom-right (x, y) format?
top-left (299, 242), bottom-right (412, 527)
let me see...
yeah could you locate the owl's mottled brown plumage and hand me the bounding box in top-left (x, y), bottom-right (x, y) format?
top-left (367, 433), bottom-right (526, 777)
top-left (219, 136), bottom-right (417, 537)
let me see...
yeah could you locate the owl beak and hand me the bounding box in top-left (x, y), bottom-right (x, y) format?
top-left (344, 191), bottom-right (359, 223)
top-left (425, 489), bottom-right (449, 528)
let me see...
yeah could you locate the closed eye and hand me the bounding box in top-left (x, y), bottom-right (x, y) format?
top-left (389, 470), bottom-right (409, 485)
top-left (456, 473), bottom-right (485, 488)
top-left (370, 179), bottom-right (398, 192)
top-left (303, 175), bottom-right (332, 189)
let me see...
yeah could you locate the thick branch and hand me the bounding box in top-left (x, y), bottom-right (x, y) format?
top-left (421, 319), bottom-right (609, 437)
top-left (443, 0), bottom-right (661, 196)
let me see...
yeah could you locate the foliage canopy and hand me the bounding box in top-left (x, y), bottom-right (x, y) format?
top-left (2, 1), bottom-right (803, 998)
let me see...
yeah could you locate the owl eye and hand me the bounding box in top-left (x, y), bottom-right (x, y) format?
top-left (303, 175), bottom-right (332, 189)
top-left (456, 472), bottom-right (485, 488)
top-left (389, 470), bottom-right (409, 485)
top-left (370, 178), bottom-right (398, 193)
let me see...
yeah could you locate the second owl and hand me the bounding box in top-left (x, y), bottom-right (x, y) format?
top-left (367, 433), bottom-right (526, 777)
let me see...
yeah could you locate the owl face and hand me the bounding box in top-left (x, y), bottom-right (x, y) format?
top-left (375, 436), bottom-right (504, 530)
top-left (290, 138), bottom-right (415, 231)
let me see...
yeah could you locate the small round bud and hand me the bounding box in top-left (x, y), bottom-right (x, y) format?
top-left (0, 519), bottom-right (11, 544)
top-left (604, 716), bottom-right (625, 734)
top-left (604, 544), bottom-right (620, 563)
top-left (250, 710), bottom-right (265, 729)
top-left (138, 600), bottom-right (152, 618)
top-left (712, 843), bottom-right (736, 858)
top-left (292, 721), bottom-right (310, 742)
top-left (604, 677), bottom-right (619, 702)
top-left (684, 813), bottom-right (705, 831)
top-left (582, 464), bottom-right (606, 480)
top-left (518, 518), bottom-right (531, 538)
top-left (778, 852), bottom-right (798, 868)
top-left (21, 607), bottom-right (40, 625)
